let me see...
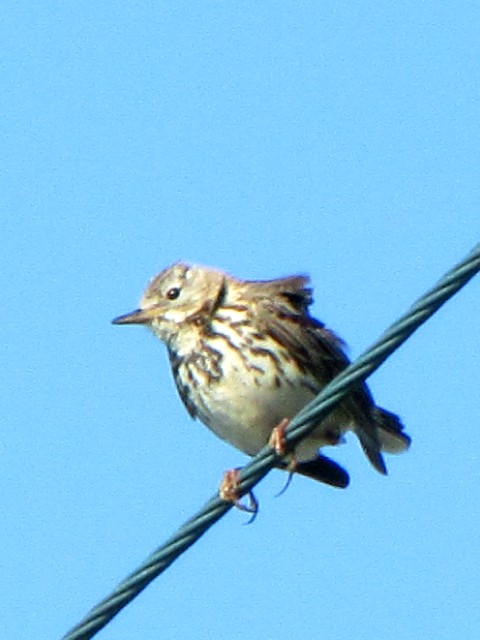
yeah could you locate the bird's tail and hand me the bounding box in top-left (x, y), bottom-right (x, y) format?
top-left (282, 407), bottom-right (410, 487)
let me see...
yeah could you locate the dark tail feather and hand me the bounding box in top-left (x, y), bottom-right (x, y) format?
top-left (355, 427), bottom-right (388, 475)
top-left (277, 454), bottom-right (350, 488)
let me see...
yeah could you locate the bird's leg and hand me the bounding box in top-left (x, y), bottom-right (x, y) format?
top-left (269, 418), bottom-right (298, 496)
top-left (219, 468), bottom-right (259, 523)
top-left (269, 418), bottom-right (290, 455)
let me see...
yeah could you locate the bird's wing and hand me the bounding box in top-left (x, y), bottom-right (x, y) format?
top-left (257, 299), bottom-right (387, 473)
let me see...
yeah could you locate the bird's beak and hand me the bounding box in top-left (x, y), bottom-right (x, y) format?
top-left (111, 306), bottom-right (159, 325)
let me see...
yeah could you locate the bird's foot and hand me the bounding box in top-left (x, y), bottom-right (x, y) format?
top-left (269, 418), bottom-right (298, 496)
top-left (219, 468), bottom-right (259, 523)
top-left (268, 418), bottom-right (291, 456)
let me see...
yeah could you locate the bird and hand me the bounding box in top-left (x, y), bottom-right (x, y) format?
top-left (112, 262), bottom-right (410, 508)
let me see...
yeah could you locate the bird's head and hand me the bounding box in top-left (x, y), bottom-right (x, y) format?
top-left (112, 262), bottom-right (226, 344)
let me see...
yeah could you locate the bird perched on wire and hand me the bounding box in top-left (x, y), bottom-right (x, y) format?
top-left (113, 262), bottom-right (410, 511)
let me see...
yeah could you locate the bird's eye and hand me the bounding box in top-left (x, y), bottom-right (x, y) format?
top-left (166, 287), bottom-right (181, 300)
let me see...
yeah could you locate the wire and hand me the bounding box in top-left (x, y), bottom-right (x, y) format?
top-left (62, 242), bottom-right (480, 640)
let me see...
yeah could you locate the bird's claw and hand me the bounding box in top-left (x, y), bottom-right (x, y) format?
top-left (219, 468), bottom-right (259, 524)
top-left (269, 418), bottom-right (298, 496)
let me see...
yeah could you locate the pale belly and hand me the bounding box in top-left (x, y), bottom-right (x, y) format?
top-left (191, 364), bottom-right (348, 462)
top-left (173, 322), bottom-right (353, 462)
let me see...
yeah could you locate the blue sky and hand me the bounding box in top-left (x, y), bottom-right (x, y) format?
top-left (2, 3), bottom-right (480, 639)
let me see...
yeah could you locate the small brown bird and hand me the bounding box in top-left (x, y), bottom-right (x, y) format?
top-left (113, 262), bottom-right (410, 500)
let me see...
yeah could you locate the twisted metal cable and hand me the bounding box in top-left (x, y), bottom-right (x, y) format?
top-left (63, 243), bottom-right (480, 640)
